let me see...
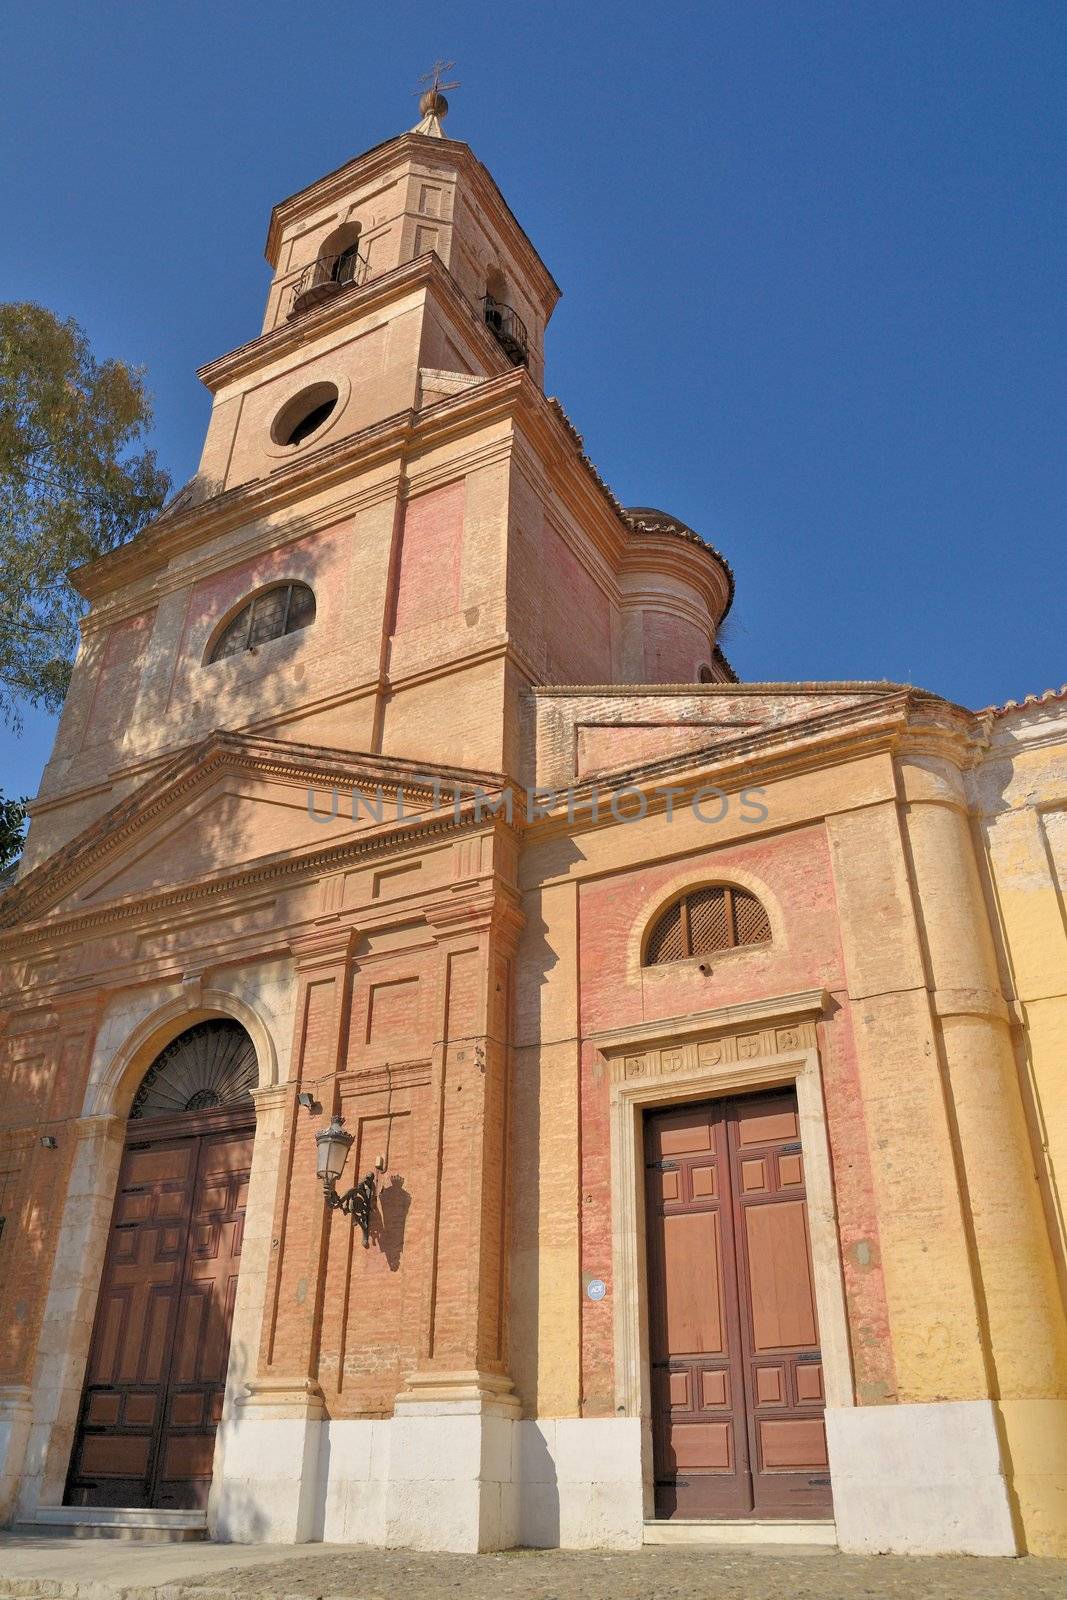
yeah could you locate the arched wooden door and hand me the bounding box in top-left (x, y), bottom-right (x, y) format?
top-left (65, 1022), bottom-right (257, 1510)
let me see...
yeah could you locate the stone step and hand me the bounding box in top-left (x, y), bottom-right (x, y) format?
top-left (15, 1506), bottom-right (207, 1541)
top-left (644, 1517), bottom-right (837, 1547)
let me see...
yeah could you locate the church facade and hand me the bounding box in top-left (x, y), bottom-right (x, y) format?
top-left (1, 97), bottom-right (1066, 1558)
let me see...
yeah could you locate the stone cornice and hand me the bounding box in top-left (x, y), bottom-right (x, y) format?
top-left (289, 923), bottom-right (359, 971)
top-left (74, 318), bottom-right (728, 630)
top-left (531, 679), bottom-right (951, 700)
top-left (507, 390), bottom-right (733, 610)
top-left (72, 354), bottom-right (527, 604)
top-left (196, 250), bottom-right (510, 395)
top-left (589, 988), bottom-right (830, 1052)
top-left (424, 886), bottom-right (525, 950)
top-left (0, 808), bottom-right (500, 958)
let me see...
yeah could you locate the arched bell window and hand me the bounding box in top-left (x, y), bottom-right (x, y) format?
top-left (644, 885), bottom-right (771, 966)
top-left (129, 1020), bottom-right (257, 1120)
top-left (208, 581), bottom-right (316, 662)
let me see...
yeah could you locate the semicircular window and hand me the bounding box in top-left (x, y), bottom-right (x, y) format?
top-left (645, 885), bottom-right (771, 966)
top-left (209, 581), bottom-right (316, 662)
top-left (130, 1020), bottom-right (258, 1120)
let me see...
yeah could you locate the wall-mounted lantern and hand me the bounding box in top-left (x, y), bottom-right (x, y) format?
top-left (315, 1114), bottom-right (384, 1247)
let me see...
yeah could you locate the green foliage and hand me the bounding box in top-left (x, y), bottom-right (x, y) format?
top-left (0, 303), bottom-right (170, 723)
top-left (0, 791), bottom-right (27, 878)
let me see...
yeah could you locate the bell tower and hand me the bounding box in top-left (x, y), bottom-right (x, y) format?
top-left (27, 81), bottom-right (732, 873)
top-left (195, 83), bottom-right (558, 498)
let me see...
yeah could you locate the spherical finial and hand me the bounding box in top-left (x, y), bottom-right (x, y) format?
top-left (419, 88), bottom-right (449, 120)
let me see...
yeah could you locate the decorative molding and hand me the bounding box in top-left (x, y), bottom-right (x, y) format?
top-left (238, 1375), bottom-right (326, 1420)
top-left (531, 680), bottom-right (943, 699)
top-left (932, 986), bottom-right (1013, 1025)
top-left (424, 887), bottom-right (524, 949)
top-left (289, 923), bottom-right (359, 971)
top-left (72, 1114), bottom-right (126, 1145)
top-left (589, 988), bottom-right (828, 1055)
top-left (81, 984), bottom-right (281, 1118)
top-left (609, 1021), bottom-right (819, 1085)
top-left (338, 1059), bottom-right (432, 1094)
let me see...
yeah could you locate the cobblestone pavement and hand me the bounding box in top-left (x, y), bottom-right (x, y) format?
top-left (187, 1546), bottom-right (1067, 1600)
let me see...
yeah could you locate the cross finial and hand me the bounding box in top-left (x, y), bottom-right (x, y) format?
top-left (418, 59), bottom-right (460, 100)
top-left (412, 60), bottom-right (460, 136)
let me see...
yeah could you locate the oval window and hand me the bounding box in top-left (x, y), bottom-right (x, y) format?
top-left (271, 382), bottom-right (339, 447)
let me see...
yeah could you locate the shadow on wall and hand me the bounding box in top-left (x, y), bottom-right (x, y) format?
top-left (520, 1423), bottom-right (561, 1548)
top-left (374, 1175), bottom-right (411, 1272)
top-left (212, 1338), bottom-right (271, 1544)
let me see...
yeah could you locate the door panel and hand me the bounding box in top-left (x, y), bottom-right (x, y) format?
top-left (66, 1116), bottom-right (252, 1509)
top-left (646, 1103), bottom-right (751, 1518)
top-left (743, 1201), bottom-right (818, 1349)
top-left (662, 1211), bottom-right (725, 1353)
top-left (646, 1089), bottom-right (832, 1520)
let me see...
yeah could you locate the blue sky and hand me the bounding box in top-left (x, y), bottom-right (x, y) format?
top-left (2, 1), bottom-right (1065, 801)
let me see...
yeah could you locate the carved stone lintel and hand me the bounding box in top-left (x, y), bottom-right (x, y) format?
top-left (612, 1018), bottom-right (819, 1084)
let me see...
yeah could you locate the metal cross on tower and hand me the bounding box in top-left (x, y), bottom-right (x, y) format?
top-left (417, 59), bottom-right (461, 102)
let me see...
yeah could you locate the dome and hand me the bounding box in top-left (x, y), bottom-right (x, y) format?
top-left (623, 506), bottom-right (736, 618)
top-left (624, 506), bottom-right (702, 538)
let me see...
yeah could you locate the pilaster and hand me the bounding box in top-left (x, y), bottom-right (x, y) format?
top-left (387, 886), bottom-right (523, 1551)
top-left (238, 925), bottom-right (356, 1542)
top-left (16, 1113), bottom-right (126, 1520)
top-left (900, 758), bottom-right (1067, 1554)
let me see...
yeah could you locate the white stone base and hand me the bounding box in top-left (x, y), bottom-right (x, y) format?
top-left (825, 1400), bottom-right (1018, 1556)
top-left (212, 1414), bottom-right (323, 1543)
top-left (318, 1418), bottom-right (390, 1545)
top-left (211, 1411), bottom-right (644, 1551)
top-left (517, 1419), bottom-right (644, 1549)
top-left (0, 1386), bottom-right (33, 1525)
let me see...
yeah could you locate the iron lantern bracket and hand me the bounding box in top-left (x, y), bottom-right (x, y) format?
top-left (324, 1168), bottom-right (378, 1247)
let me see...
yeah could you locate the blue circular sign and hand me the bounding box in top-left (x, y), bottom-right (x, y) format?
top-left (586, 1277), bottom-right (607, 1301)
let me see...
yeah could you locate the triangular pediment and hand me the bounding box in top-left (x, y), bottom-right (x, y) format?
top-left (1, 733), bottom-right (503, 929)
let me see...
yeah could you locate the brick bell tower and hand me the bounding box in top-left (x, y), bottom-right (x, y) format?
top-left (25, 75), bottom-right (731, 874)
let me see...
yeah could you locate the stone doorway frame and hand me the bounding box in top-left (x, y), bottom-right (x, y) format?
top-left (595, 987), bottom-right (854, 1522)
top-left (15, 987), bottom-right (286, 1528)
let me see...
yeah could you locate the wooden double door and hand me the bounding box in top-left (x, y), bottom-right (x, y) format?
top-left (65, 1109), bottom-right (253, 1509)
top-left (645, 1088), bottom-right (832, 1519)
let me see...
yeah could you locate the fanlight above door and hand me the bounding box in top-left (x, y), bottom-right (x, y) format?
top-left (129, 1020), bottom-right (258, 1120)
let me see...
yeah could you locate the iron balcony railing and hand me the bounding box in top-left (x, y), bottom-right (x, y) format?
top-left (288, 249), bottom-right (370, 318)
top-left (482, 293), bottom-right (529, 367)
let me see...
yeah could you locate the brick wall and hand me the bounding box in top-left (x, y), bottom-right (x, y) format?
top-left (391, 480), bottom-right (466, 635)
top-left (80, 609), bottom-right (156, 750)
top-left (574, 825), bottom-right (894, 1414)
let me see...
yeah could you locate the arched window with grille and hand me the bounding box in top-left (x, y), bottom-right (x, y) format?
top-left (644, 884), bottom-right (771, 965)
top-left (208, 581), bottom-right (316, 662)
